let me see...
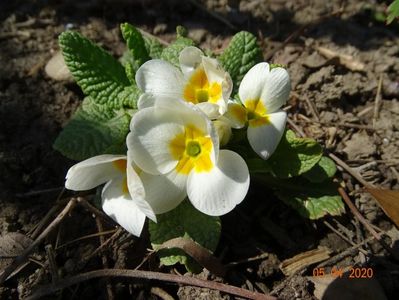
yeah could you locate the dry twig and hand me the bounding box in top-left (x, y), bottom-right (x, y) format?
top-left (0, 198), bottom-right (77, 283)
top-left (26, 269), bottom-right (276, 300)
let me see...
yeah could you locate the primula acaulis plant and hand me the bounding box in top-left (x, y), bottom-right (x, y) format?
top-left (54, 23), bottom-right (345, 271)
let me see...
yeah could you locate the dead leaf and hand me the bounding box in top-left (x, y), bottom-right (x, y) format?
top-left (45, 51), bottom-right (72, 81)
top-left (156, 237), bottom-right (226, 277)
top-left (0, 232), bottom-right (33, 269)
top-left (366, 188), bottom-right (399, 228)
top-left (308, 271), bottom-right (387, 300)
top-left (279, 246), bottom-right (331, 276)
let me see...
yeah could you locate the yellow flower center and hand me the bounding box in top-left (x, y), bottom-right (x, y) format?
top-left (245, 99), bottom-right (270, 127)
top-left (183, 67), bottom-right (222, 104)
top-left (169, 124), bottom-right (213, 174)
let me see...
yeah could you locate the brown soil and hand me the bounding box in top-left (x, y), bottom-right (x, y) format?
top-left (1, 0), bottom-right (399, 299)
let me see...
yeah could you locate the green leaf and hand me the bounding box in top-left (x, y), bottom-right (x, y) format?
top-left (144, 36), bottom-right (164, 59)
top-left (59, 31), bottom-right (130, 108)
top-left (303, 156), bottom-right (337, 183)
top-left (387, 0), bottom-right (399, 24)
top-left (53, 97), bottom-right (130, 160)
top-left (268, 130), bottom-right (323, 178)
top-left (160, 27), bottom-right (195, 67)
top-left (149, 200), bottom-right (221, 272)
top-left (219, 31), bottom-right (262, 93)
top-left (256, 174), bottom-right (345, 219)
top-left (120, 23), bottom-right (150, 70)
top-left (117, 85), bottom-right (141, 109)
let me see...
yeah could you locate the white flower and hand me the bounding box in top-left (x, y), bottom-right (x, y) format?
top-left (224, 63), bottom-right (291, 159)
top-left (135, 46), bottom-right (233, 119)
top-left (64, 154), bottom-right (183, 236)
top-left (127, 102), bottom-right (250, 216)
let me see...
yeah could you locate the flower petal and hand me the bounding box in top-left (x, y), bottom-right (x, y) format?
top-left (247, 110), bottom-right (287, 159)
top-left (126, 153), bottom-right (157, 222)
top-left (239, 63), bottom-right (270, 104)
top-left (179, 46), bottom-right (203, 77)
top-left (140, 169), bottom-right (187, 214)
top-left (187, 150), bottom-right (250, 216)
top-left (127, 107), bottom-right (185, 175)
top-left (102, 177), bottom-right (146, 237)
top-left (196, 102), bottom-right (222, 119)
top-left (65, 155), bottom-right (126, 191)
top-left (223, 101), bottom-right (247, 129)
top-left (259, 67), bottom-right (291, 113)
top-left (135, 59), bottom-right (184, 98)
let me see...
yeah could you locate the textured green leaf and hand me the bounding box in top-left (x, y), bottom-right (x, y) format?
top-left (117, 85), bottom-right (141, 109)
top-left (303, 156), bottom-right (337, 183)
top-left (219, 31), bottom-right (262, 93)
top-left (257, 174), bottom-right (344, 219)
top-left (59, 31), bottom-right (130, 108)
top-left (160, 27), bottom-right (195, 67)
top-left (268, 130), bottom-right (323, 178)
top-left (120, 23), bottom-right (150, 70)
top-left (149, 200), bottom-right (221, 272)
top-left (53, 97), bottom-right (130, 160)
top-left (144, 36), bottom-right (164, 59)
top-left (387, 0), bottom-right (399, 24)
top-left (275, 182), bottom-right (344, 220)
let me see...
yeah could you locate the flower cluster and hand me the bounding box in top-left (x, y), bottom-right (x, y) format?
top-left (65, 46), bottom-right (290, 236)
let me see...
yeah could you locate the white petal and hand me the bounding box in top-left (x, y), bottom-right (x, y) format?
top-left (126, 153), bottom-right (157, 222)
top-left (259, 67), bottom-right (291, 113)
top-left (127, 107), bottom-right (185, 175)
top-left (135, 59), bottom-right (184, 98)
top-left (65, 155), bottom-right (126, 191)
top-left (223, 101), bottom-right (247, 129)
top-left (137, 93), bottom-right (156, 110)
top-left (179, 46), bottom-right (203, 77)
top-left (239, 63), bottom-right (270, 104)
top-left (187, 150), bottom-right (250, 216)
top-left (247, 110), bottom-right (287, 159)
top-left (202, 56), bottom-right (225, 84)
top-left (196, 102), bottom-right (222, 119)
top-left (140, 169), bottom-right (187, 214)
top-left (102, 178), bottom-right (146, 237)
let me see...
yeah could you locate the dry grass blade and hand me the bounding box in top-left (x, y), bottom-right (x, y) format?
top-left (366, 188), bottom-right (399, 228)
top-left (157, 237), bottom-right (226, 277)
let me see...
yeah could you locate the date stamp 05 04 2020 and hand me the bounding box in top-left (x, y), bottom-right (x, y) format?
top-left (312, 267), bottom-right (374, 278)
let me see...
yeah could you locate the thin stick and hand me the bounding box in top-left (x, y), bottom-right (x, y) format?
top-left (373, 75), bottom-right (383, 128)
top-left (150, 287), bottom-right (174, 300)
top-left (26, 269), bottom-right (276, 300)
top-left (45, 244), bottom-right (59, 284)
top-left (0, 198), bottom-right (77, 284)
top-left (56, 229), bottom-right (117, 250)
top-left (226, 252), bottom-right (270, 267)
top-left (316, 236), bottom-right (375, 268)
top-left (329, 153), bottom-right (374, 187)
top-left (16, 187), bottom-right (63, 198)
top-left (29, 188), bottom-right (67, 239)
top-left (323, 221), bottom-right (368, 255)
top-left (77, 197), bottom-right (115, 226)
top-left (264, 9), bottom-right (343, 60)
top-left (95, 218), bottom-right (114, 300)
top-left (338, 187), bottom-right (399, 260)
top-left (187, 0), bottom-right (236, 30)
top-left (287, 118), bottom-right (306, 138)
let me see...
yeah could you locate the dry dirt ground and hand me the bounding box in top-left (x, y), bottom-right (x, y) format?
top-left (1, 0), bottom-right (399, 299)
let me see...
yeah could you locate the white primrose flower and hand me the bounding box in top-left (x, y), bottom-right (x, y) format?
top-left (225, 63), bottom-right (291, 159)
top-left (65, 154), bottom-right (163, 236)
top-left (135, 46), bottom-right (233, 119)
top-left (127, 102), bottom-right (250, 216)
